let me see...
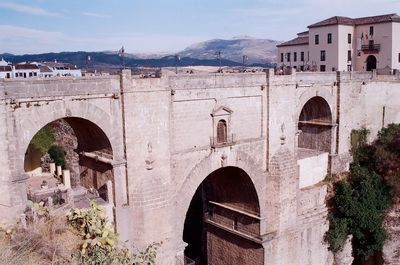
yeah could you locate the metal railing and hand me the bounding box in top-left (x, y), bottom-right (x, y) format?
top-left (210, 134), bottom-right (235, 148)
top-left (361, 44), bottom-right (380, 51)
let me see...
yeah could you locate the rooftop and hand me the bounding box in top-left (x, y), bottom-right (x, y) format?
top-left (276, 36), bottom-right (309, 47)
top-left (308, 13), bottom-right (400, 28)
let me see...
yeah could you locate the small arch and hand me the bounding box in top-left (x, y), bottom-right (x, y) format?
top-left (24, 117), bottom-right (115, 207)
top-left (298, 96), bottom-right (333, 152)
top-left (216, 119), bottom-right (227, 144)
top-left (366, 55), bottom-right (377, 71)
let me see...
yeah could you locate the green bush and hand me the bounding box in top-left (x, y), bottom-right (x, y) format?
top-left (30, 126), bottom-right (55, 156)
top-left (326, 126), bottom-right (396, 260)
top-left (48, 145), bottom-right (65, 167)
top-left (66, 202), bottom-right (160, 265)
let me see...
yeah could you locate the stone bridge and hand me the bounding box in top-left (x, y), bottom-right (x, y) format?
top-left (0, 69), bottom-right (399, 264)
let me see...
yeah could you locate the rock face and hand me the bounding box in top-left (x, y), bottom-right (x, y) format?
top-left (383, 204), bottom-right (400, 265)
top-left (334, 235), bottom-right (354, 265)
top-left (51, 119), bottom-right (79, 186)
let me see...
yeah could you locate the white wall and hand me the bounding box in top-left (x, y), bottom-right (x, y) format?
top-left (309, 25), bottom-right (339, 71)
top-left (298, 152), bottom-right (329, 189)
top-left (391, 22), bottom-right (400, 70)
top-left (277, 44), bottom-right (309, 70)
top-left (338, 25), bottom-right (355, 71)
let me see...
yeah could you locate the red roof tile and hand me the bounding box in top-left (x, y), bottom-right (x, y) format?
top-left (308, 13), bottom-right (400, 28)
top-left (277, 36), bottom-right (309, 47)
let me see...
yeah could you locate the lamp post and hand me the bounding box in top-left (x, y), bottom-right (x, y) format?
top-left (215, 51), bottom-right (222, 72)
top-left (118, 46), bottom-right (125, 69)
top-left (175, 55), bottom-right (181, 74)
top-left (85, 54), bottom-right (91, 74)
top-left (242, 55), bottom-right (248, 66)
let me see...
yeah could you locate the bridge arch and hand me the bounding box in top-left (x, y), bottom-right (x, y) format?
top-left (297, 96), bottom-right (333, 152)
top-left (18, 101), bottom-right (116, 164)
top-left (14, 101), bottom-right (123, 212)
top-left (175, 151), bottom-right (265, 264)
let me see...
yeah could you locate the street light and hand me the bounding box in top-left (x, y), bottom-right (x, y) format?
top-left (215, 51), bottom-right (222, 72)
top-left (175, 55), bottom-right (181, 74)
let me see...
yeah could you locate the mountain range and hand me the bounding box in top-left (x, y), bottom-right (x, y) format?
top-left (0, 37), bottom-right (279, 68)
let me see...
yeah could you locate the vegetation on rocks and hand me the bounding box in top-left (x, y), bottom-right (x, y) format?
top-left (30, 126), bottom-right (55, 156)
top-left (0, 202), bottom-right (160, 265)
top-left (48, 145), bottom-right (66, 167)
top-left (326, 124), bottom-right (400, 260)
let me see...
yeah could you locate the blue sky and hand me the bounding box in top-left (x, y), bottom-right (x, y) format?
top-left (0, 0), bottom-right (399, 54)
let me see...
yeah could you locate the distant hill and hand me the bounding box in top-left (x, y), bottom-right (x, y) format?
top-left (0, 52), bottom-right (274, 68)
top-left (0, 36), bottom-right (279, 68)
top-left (178, 37), bottom-right (280, 65)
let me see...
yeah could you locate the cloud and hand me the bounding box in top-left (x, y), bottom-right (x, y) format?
top-left (0, 25), bottom-right (206, 54)
top-left (81, 12), bottom-right (112, 19)
top-left (0, 1), bottom-right (60, 16)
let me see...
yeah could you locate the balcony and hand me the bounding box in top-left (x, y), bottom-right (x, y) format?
top-left (361, 44), bottom-right (380, 54)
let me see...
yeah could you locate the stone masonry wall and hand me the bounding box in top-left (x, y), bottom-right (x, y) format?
top-left (1, 70), bottom-right (400, 265)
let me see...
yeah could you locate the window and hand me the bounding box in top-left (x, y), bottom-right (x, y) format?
top-left (6, 73), bottom-right (10, 78)
top-left (370, 26), bottom-right (374, 36)
top-left (315, 34), bottom-right (319, 45)
top-left (280, 53), bottom-right (284, 62)
top-left (369, 40), bottom-right (374, 48)
top-left (301, 51), bottom-right (304, 62)
top-left (348, 33), bottom-right (352, 44)
top-left (217, 119), bottom-right (227, 144)
top-left (320, 65), bottom-right (326, 72)
top-left (300, 65), bottom-right (304, 71)
top-left (320, 50), bottom-right (326, 61)
top-left (29, 72), bottom-right (33, 77)
top-left (348, 50), bottom-right (352, 61)
top-left (287, 52), bottom-right (291, 62)
top-left (398, 53), bottom-right (400, 63)
top-left (294, 52), bottom-right (297, 62)
top-left (33, 72), bottom-right (37, 76)
top-left (327, 33), bottom-right (332, 44)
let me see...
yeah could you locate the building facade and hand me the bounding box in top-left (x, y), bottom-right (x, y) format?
top-left (277, 14), bottom-right (400, 72)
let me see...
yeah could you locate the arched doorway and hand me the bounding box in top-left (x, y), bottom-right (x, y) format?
top-left (366, 55), bottom-right (377, 71)
top-left (183, 167), bottom-right (263, 265)
top-left (298, 96), bottom-right (333, 153)
top-left (24, 117), bottom-right (115, 209)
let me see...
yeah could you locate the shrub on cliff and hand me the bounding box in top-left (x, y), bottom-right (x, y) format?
top-left (326, 125), bottom-right (400, 260)
top-left (48, 145), bottom-right (66, 167)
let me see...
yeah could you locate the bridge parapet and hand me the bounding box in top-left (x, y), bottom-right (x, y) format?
top-left (0, 75), bottom-right (120, 100)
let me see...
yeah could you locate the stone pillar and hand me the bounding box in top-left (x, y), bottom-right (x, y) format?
top-left (106, 180), bottom-right (114, 204)
top-left (62, 169), bottom-right (71, 189)
top-left (49, 163), bottom-right (56, 174)
top-left (112, 161), bottom-right (128, 206)
top-left (56, 165), bottom-right (62, 176)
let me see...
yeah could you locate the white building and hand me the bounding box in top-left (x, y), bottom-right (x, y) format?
top-left (0, 59), bottom-right (82, 79)
top-left (40, 61), bottom-right (82, 77)
top-left (277, 13), bottom-right (400, 72)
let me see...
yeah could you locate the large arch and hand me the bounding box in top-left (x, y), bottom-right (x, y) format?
top-left (183, 166), bottom-right (263, 265)
top-left (175, 150), bottom-right (266, 239)
top-left (298, 96), bottom-right (333, 153)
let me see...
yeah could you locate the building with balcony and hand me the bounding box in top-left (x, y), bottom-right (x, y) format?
top-left (277, 13), bottom-right (400, 72)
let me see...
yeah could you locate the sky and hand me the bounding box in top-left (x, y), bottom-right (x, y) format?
top-left (0, 0), bottom-right (399, 54)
